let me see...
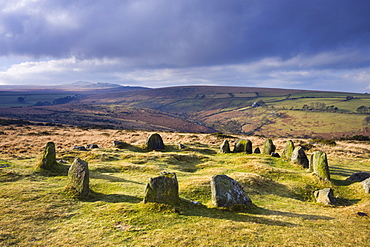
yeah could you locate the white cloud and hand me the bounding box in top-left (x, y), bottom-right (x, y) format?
top-left (1, 51), bottom-right (370, 92)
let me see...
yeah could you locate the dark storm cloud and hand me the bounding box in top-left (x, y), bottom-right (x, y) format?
top-left (1, 0), bottom-right (370, 67)
top-left (1, 0), bottom-right (370, 92)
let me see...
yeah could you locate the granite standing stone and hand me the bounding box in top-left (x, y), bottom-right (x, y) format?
top-left (263, 139), bottom-right (276, 155)
top-left (146, 133), bottom-right (165, 151)
top-left (291, 146), bottom-right (309, 169)
top-left (211, 175), bottom-right (253, 207)
top-left (220, 140), bottom-right (231, 153)
top-left (68, 158), bottom-right (90, 198)
top-left (314, 188), bottom-right (336, 205)
top-left (143, 172), bottom-right (180, 205)
top-left (281, 140), bottom-right (295, 161)
top-left (311, 151), bottom-right (330, 180)
top-left (233, 139), bottom-right (252, 154)
top-left (39, 142), bottom-right (58, 169)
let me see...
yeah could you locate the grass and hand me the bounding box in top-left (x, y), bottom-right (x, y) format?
top-left (0, 126), bottom-right (370, 246)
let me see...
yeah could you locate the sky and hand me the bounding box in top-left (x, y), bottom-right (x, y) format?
top-left (1, 0), bottom-right (370, 93)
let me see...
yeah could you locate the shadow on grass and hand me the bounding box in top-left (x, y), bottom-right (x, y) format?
top-left (87, 191), bottom-right (142, 204)
top-left (180, 204), bottom-right (300, 227)
top-left (330, 166), bottom-right (363, 179)
top-left (177, 200), bottom-right (334, 227)
top-left (334, 197), bottom-right (361, 206)
top-left (36, 164), bottom-right (70, 177)
top-left (90, 172), bottom-right (144, 184)
top-left (330, 178), bottom-right (353, 186)
top-left (247, 206), bottom-right (334, 221)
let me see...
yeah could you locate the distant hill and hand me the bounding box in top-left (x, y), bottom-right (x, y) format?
top-left (1, 85), bottom-right (370, 138)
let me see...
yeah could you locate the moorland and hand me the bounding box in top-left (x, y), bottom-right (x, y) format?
top-left (0, 83), bottom-right (369, 246)
top-left (0, 122), bottom-right (369, 246)
top-left (1, 83), bottom-right (370, 138)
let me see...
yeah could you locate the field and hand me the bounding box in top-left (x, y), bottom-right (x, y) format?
top-left (1, 124), bottom-right (369, 246)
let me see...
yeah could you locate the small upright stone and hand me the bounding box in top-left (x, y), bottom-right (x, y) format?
top-left (254, 147), bottom-right (261, 154)
top-left (233, 139), bottom-right (252, 154)
top-left (281, 140), bottom-right (295, 161)
top-left (311, 151), bottom-right (330, 180)
top-left (67, 158), bottom-right (90, 198)
top-left (143, 172), bottom-right (180, 205)
top-left (362, 178), bottom-right (370, 193)
top-left (177, 143), bottom-right (186, 150)
top-left (39, 142), bottom-right (57, 170)
top-left (271, 152), bottom-right (280, 158)
top-left (291, 146), bottom-right (309, 169)
top-left (220, 140), bottom-right (231, 153)
top-left (211, 175), bottom-right (252, 208)
top-left (314, 188), bottom-right (336, 205)
top-left (72, 146), bottom-right (88, 151)
top-left (146, 133), bottom-right (165, 151)
top-left (263, 139), bottom-right (276, 155)
top-left (86, 144), bottom-right (99, 149)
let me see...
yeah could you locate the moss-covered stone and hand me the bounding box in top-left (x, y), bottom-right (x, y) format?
top-left (38, 142), bottom-right (57, 170)
top-left (220, 140), bottom-right (231, 153)
top-left (263, 139), bottom-right (276, 155)
top-left (146, 133), bottom-right (165, 151)
top-left (143, 172), bottom-right (180, 205)
top-left (281, 140), bottom-right (294, 161)
top-left (233, 139), bottom-right (252, 154)
top-left (291, 146), bottom-right (309, 168)
top-left (311, 151), bottom-right (330, 180)
top-left (211, 175), bottom-right (252, 208)
top-left (67, 158), bottom-right (90, 198)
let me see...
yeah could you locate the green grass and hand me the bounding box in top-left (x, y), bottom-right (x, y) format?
top-left (1, 140), bottom-right (370, 246)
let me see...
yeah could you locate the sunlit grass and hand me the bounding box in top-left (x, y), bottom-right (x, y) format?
top-left (1, 127), bottom-right (370, 246)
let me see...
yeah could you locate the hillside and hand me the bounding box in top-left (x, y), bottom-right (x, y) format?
top-left (0, 125), bottom-right (369, 246)
top-left (82, 86), bottom-right (370, 138)
top-left (1, 85), bottom-right (370, 138)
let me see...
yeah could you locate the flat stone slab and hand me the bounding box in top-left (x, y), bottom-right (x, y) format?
top-left (346, 172), bottom-right (370, 182)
